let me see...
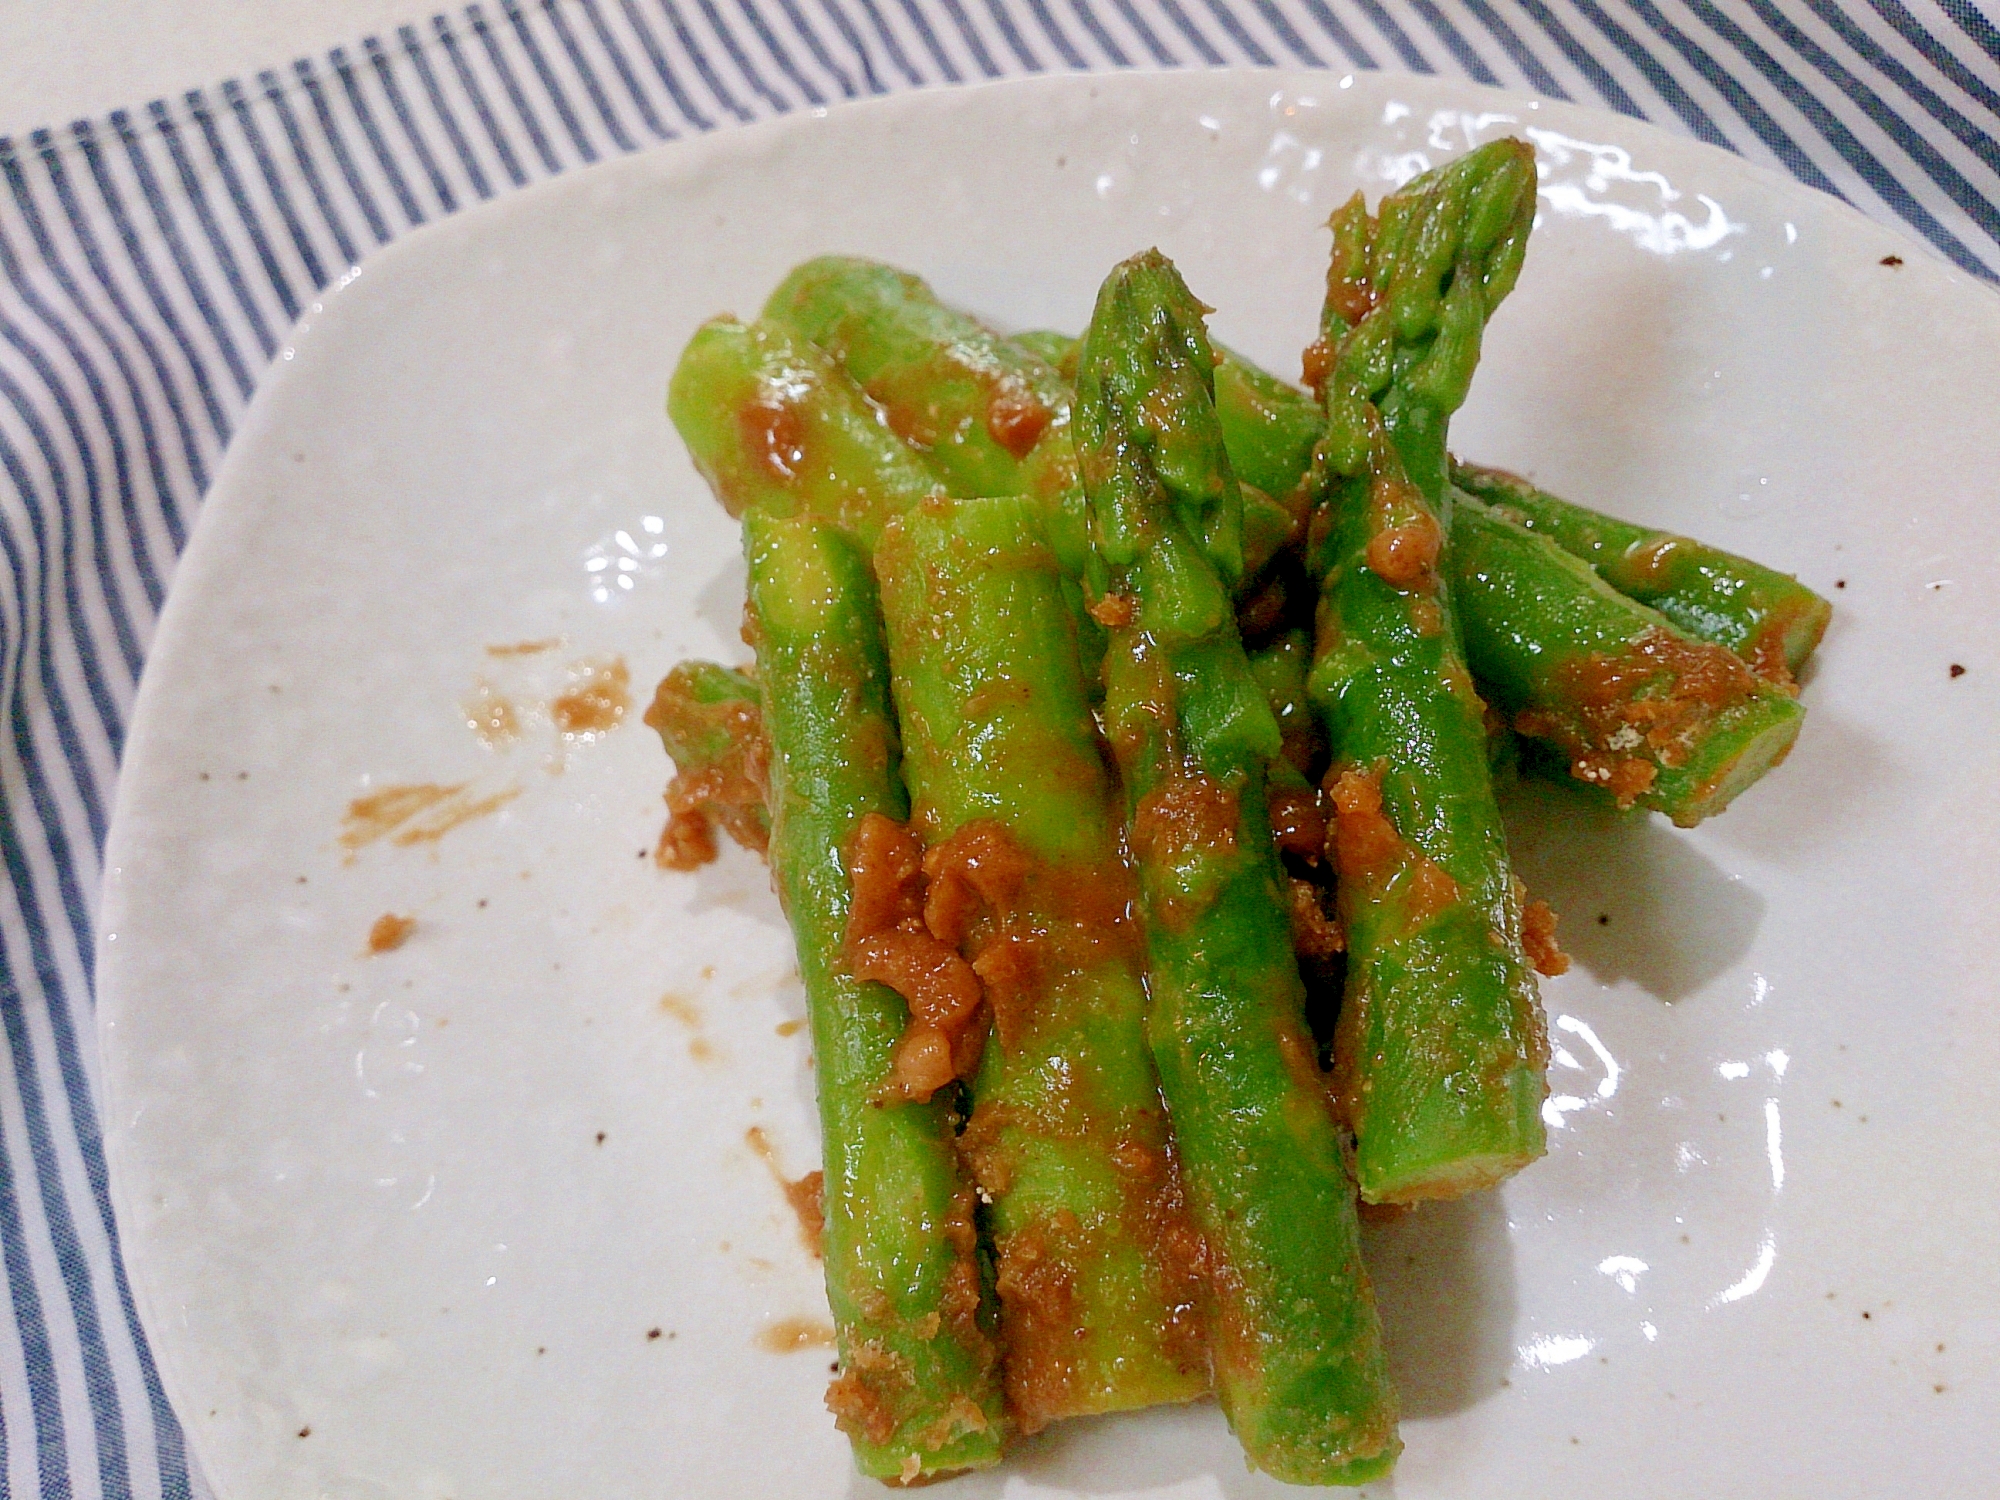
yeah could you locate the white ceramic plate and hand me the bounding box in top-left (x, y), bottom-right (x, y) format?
top-left (98, 69), bottom-right (2000, 1500)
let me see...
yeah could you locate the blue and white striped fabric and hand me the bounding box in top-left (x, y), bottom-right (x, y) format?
top-left (0, 1), bottom-right (1994, 1494)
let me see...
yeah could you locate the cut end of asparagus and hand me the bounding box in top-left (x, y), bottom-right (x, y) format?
top-left (1235, 1362), bottom-right (1404, 1485)
top-left (853, 1418), bottom-right (1006, 1484)
top-left (1362, 1148), bottom-right (1540, 1207)
top-left (1754, 591), bottom-right (1835, 684)
top-left (1657, 689), bottom-right (1806, 828)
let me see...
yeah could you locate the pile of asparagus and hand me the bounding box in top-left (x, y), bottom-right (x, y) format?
top-left (646, 139), bottom-right (1828, 1487)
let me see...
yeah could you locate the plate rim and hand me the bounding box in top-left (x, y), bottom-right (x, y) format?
top-left (92, 63), bottom-right (2000, 1500)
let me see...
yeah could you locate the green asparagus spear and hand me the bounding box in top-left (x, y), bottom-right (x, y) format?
top-left (675, 297), bottom-right (1198, 1426)
top-left (1189, 338), bottom-right (1814, 820)
top-left (1195, 335), bottom-right (1836, 684)
top-left (1004, 328), bottom-right (1307, 588)
top-left (667, 315), bottom-right (939, 550)
top-left (873, 492), bottom-right (1209, 1431)
top-left (1305, 140), bottom-right (1550, 1205)
top-left (1211, 350), bottom-right (1319, 586)
top-left (643, 660), bottom-right (770, 867)
top-left (1007, 328), bottom-right (1318, 505)
top-left (762, 257), bottom-right (1089, 577)
top-left (1214, 347), bottom-right (1324, 507)
top-left (1450, 492), bottom-right (1805, 824)
top-left (743, 512), bottom-right (1004, 1480)
top-left (1247, 628), bottom-right (1321, 776)
top-left (1011, 329), bottom-right (1080, 383)
top-left (1452, 460), bottom-right (1832, 682)
top-left (1078, 250), bottom-right (1400, 1483)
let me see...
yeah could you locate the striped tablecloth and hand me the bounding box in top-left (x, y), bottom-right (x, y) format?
top-left (1, 2), bottom-right (1994, 1495)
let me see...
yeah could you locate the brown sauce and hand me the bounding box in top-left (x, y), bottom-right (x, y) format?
top-left (1522, 897), bottom-right (1570, 977)
top-left (989, 1215), bottom-right (1082, 1433)
top-left (757, 1317), bottom-right (835, 1353)
top-left (969, 931), bottom-right (1043, 1051)
top-left (1289, 877), bottom-right (1343, 958)
top-left (842, 806), bottom-right (1205, 1431)
top-left (987, 387), bottom-right (1053, 459)
top-left (658, 760), bottom-right (769, 867)
top-left (341, 784), bottom-right (463, 851)
top-left (745, 1126), bottom-right (825, 1260)
top-left (657, 992), bottom-right (700, 1027)
top-left (741, 398), bottom-right (807, 482)
top-left (1267, 781), bottom-right (1326, 865)
top-left (784, 1173), bottom-right (826, 1259)
top-left (1365, 514), bottom-right (1441, 590)
top-left (1407, 860), bottom-right (1462, 925)
top-left (552, 656), bottom-right (630, 737)
top-left (845, 812), bottom-right (925, 937)
top-left (1515, 626), bottom-right (1759, 808)
top-left (1131, 774), bottom-right (1238, 930)
top-left (922, 823), bottom-right (1030, 946)
top-left (654, 805), bottom-right (717, 870)
top-left (463, 682), bottom-right (520, 747)
top-left (1087, 592), bottom-right (1136, 629)
top-left (394, 787), bottom-right (521, 846)
top-left (647, 675), bottom-right (770, 870)
top-left (484, 638), bottom-right (560, 657)
top-left (1325, 765), bottom-right (1459, 927)
top-left (825, 1339), bottom-right (912, 1446)
top-left (1324, 767), bottom-right (1403, 879)
top-left (853, 929), bottom-right (985, 1099)
top-left (847, 813), bottom-right (1134, 1097)
top-left (845, 814), bottom-right (993, 1100)
top-left (365, 913), bottom-right (415, 954)
top-left (1299, 337), bottom-right (1334, 397)
top-left (1235, 574), bottom-right (1289, 639)
top-left (340, 782), bottom-right (522, 855)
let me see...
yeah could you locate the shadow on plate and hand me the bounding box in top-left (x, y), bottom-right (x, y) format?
top-left (1502, 775), bottom-right (1765, 1003)
top-left (695, 550), bottom-right (751, 644)
top-left (1699, 706), bottom-right (1892, 863)
top-left (1362, 1189), bottom-right (1517, 1421)
top-left (684, 841), bottom-right (788, 930)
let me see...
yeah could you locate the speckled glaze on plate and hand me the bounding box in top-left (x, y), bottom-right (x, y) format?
top-left (98, 69), bottom-right (2000, 1500)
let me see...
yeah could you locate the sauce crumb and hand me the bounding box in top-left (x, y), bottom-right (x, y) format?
top-left (366, 914), bottom-right (415, 954)
top-left (1087, 592), bottom-right (1135, 628)
top-left (1521, 898), bottom-right (1570, 976)
top-left (776, 1018), bottom-right (806, 1037)
top-left (757, 1317), bottom-right (835, 1353)
top-left (986, 387), bottom-right (1053, 458)
top-left (1949, 663), bottom-right (1966, 678)
top-left (1289, 878), bottom-right (1343, 958)
top-left (552, 657), bottom-right (631, 738)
